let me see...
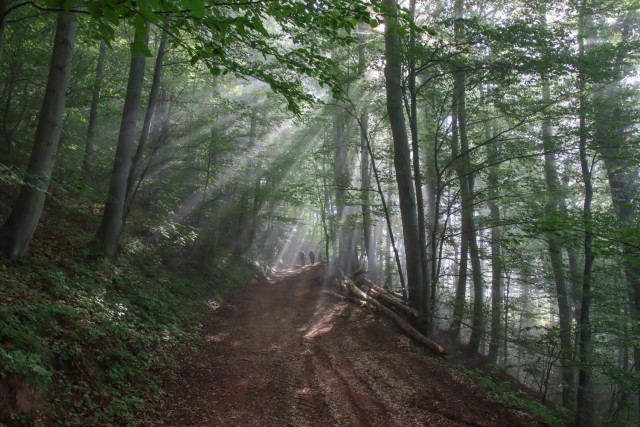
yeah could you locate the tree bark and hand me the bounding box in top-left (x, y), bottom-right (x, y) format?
top-left (82, 40), bottom-right (106, 178)
top-left (541, 77), bottom-right (575, 414)
top-left (0, 11), bottom-right (77, 258)
top-left (452, 0), bottom-right (484, 356)
top-left (575, 9), bottom-right (595, 425)
top-left (359, 104), bottom-right (377, 281)
top-left (407, 0), bottom-right (431, 333)
top-left (383, 0), bottom-right (424, 311)
top-left (125, 29), bottom-right (168, 212)
top-left (486, 122), bottom-right (503, 365)
top-left (91, 24), bottom-right (148, 259)
top-left (449, 104), bottom-right (468, 342)
top-left (592, 13), bottom-right (640, 422)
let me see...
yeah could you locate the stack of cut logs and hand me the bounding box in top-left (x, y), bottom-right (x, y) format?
top-left (324, 271), bottom-right (446, 357)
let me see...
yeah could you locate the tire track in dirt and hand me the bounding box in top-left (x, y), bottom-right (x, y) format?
top-left (149, 264), bottom-right (546, 427)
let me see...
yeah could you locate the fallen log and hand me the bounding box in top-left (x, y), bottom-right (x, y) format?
top-left (369, 286), bottom-right (421, 319)
top-left (345, 280), bottom-right (446, 357)
top-left (322, 290), bottom-right (373, 308)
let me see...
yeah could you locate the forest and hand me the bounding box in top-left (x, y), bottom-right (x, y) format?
top-left (0, 0), bottom-right (639, 425)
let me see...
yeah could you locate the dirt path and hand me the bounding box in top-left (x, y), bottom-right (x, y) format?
top-left (151, 264), bottom-right (543, 426)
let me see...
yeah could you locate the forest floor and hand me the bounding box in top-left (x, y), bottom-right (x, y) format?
top-left (145, 263), bottom-right (547, 427)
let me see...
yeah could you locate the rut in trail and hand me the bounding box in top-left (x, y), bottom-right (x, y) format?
top-left (152, 264), bottom-right (544, 427)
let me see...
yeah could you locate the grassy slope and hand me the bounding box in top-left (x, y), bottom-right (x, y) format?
top-left (0, 187), bottom-right (257, 426)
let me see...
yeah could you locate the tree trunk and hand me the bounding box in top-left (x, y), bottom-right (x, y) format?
top-left (333, 100), bottom-right (354, 272)
top-left (486, 122), bottom-right (503, 365)
top-left (234, 113), bottom-right (259, 256)
top-left (449, 105), bottom-right (468, 341)
top-left (592, 14), bottom-right (640, 421)
top-left (422, 84), bottom-right (440, 326)
top-left (0, 11), bottom-right (77, 258)
top-left (575, 10), bottom-right (595, 425)
top-left (345, 280), bottom-right (446, 356)
top-left (407, 0), bottom-right (431, 333)
top-left (91, 24), bottom-right (148, 259)
top-left (82, 40), bottom-right (106, 178)
top-left (360, 104), bottom-right (377, 280)
top-left (541, 77), bottom-right (575, 414)
top-left (125, 29), bottom-right (168, 213)
top-left (384, 0), bottom-right (424, 310)
top-left (452, 0), bottom-right (484, 356)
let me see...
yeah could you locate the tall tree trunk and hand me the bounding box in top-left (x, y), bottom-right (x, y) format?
top-left (449, 105), bottom-right (468, 341)
top-left (407, 0), bottom-right (431, 332)
top-left (361, 109), bottom-right (406, 293)
top-left (383, 0), bottom-right (424, 309)
top-left (541, 77), bottom-right (575, 414)
top-left (592, 13), bottom-right (640, 421)
top-left (0, 11), bottom-right (77, 258)
top-left (234, 113), bottom-right (259, 256)
top-left (124, 29), bottom-right (168, 212)
top-left (82, 40), bottom-right (106, 178)
top-left (357, 32), bottom-right (377, 279)
top-left (333, 101), bottom-right (354, 272)
top-left (486, 122), bottom-right (503, 365)
top-left (452, 0), bottom-right (484, 354)
top-left (423, 86), bottom-right (440, 325)
top-left (360, 104), bottom-right (377, 280)
top-left (91, 24), bottom-right (148, 259)
top-left (575, 9), bottom-right (595, 425)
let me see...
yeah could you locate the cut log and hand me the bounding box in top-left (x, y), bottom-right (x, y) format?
top-left (323, 290), bottom-right (346, 301)
top-left (369, 285), bottom-right (421, 318)
top-left (345, 280), bottom-right (446, 357)
top-left (323, 290), bottom-right (372, 308)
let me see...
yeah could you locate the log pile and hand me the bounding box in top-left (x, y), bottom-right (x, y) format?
top-left (324, 271), bottom-right (446, 358)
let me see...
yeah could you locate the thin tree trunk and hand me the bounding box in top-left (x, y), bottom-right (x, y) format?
top-left (360, 105), bottom-right (377, 280)
top-left (423, 88), bottom-right (440, 326)
top-left (384, 0), bottom-right (423, 309)
top-left (91, 24), bottom-right (148, 259)
top-left (541, 77), bottom-right (575, 414)
top-left (452, 0), bottom-right (484, 355)
top-left (358, 110), bottom-right (406, 293)
top-left (0, 11), bottom-right (77, 258)
top-left (486, 122), bottom-right (503, 365)
top-left (234, 113), bottom-right (258, 256)
top-left (449, 106), bottom-right (468, 341)
top-left (407, 0), bottom-right (431, 333)
top-left (124, 30), bottom-right (168, 212)
top-left (575, 9), bottom-right (595, 425)
top-left (82, 40), bottom-right (106, 178)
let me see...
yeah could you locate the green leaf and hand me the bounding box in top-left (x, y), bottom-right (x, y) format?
top-left (190, 0), bottom-right (205, 18)
top-left (139, 3), bottom-right (159, 24)
top-left (103, 3), bottom-right (120, 26)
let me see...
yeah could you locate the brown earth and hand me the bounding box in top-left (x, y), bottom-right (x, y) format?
top-left (148, 264), bottom-right (546, 427)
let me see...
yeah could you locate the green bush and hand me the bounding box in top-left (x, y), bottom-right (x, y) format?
top-left (0, 243), bottom-right (256, 425)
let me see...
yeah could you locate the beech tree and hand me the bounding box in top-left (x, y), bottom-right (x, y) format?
top-left (0, 10), bottom-right (77, 258)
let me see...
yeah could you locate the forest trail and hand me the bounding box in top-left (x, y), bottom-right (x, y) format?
top-left (150, 264), bottom-right (543, 426)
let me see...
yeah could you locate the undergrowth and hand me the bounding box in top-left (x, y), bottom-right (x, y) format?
top-left (460, 364), bottom-right (567, 427)
top-left (0, 197), bottom-right (257, 426)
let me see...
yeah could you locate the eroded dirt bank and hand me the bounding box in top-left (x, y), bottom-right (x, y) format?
top-left (149, 264), bottom-right (544, 426)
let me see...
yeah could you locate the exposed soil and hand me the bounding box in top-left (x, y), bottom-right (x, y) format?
top-left (148, 264), bottom-right (545, 427)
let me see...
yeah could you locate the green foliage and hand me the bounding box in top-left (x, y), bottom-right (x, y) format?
top-left (0, 238), bottom-right (255, 425)
top-left (460, 365), bottom-right (567, 427)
